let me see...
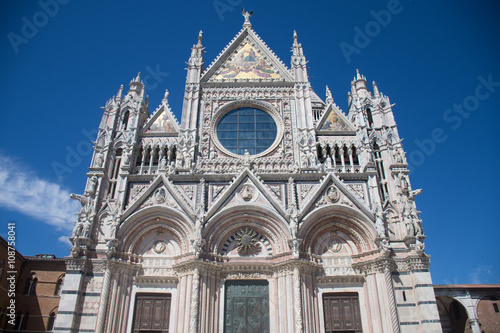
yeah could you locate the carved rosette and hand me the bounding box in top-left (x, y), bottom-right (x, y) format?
top-left (152, 240), bottom-right (167, 254)
top-left (235, 228), bottom-right (260, 254)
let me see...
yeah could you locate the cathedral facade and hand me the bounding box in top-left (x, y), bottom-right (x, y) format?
top-left (54, 14), bottom-right (442, 333)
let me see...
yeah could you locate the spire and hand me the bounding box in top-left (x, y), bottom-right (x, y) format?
top-left (241, 8), bottom-right (253, 28)
top-left (373, 81), bottom-right (380, 97)
top-left (190, 30), bottom-right (204, 59)
top-left (325, 86), bottom-right (334, 104)
top-left (292, 30), bottom-right (303, 56)
top-left (291, 30), bottom-right (307, 82)
top-left (115, 84), bottom-right (123, 101)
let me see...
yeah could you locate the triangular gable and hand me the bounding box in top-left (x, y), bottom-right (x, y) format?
top-left (205, 168), bottom-right (287, 221)
top-left (202, 28), bottom-right (294, 83)
top-left (121, 175), bottom-right (195, 221)
top-left (299, 173), bottom-right (373, 221)
top-left (142, 102), bottom-right (180, 135)
top-left (316, 103), bottom-right (356, 134)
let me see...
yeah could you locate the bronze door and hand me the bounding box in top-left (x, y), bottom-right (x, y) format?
top-left (323, 293), bottom-right (362, 333)
top-left (132, 293), bottom-right (171, 333)
top-left (224, 280), bottom-right (269, 333)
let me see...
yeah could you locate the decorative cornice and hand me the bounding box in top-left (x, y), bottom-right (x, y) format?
top-left (172, 259), bottom-right (223, 277)
top-left (134, 276), bottom-right (178, 285)
top-left (316, 275), bottom-right (365, 285)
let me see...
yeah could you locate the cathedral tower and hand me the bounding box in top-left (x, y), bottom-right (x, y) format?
top-left (55, 12), bottom-right (441, 333)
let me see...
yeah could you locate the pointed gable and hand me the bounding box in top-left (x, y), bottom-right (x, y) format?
top-left (205, 168), bottom-right (287, 221)
top-left (142, 99), bottom-right (180, 135)
top-left (299, 173), bottom-right (373, 221)
top-left (202, 28), bottom-right (293, 83)
top-left (122, 175), bottom-right (195, 221)
top-left (316, 103), bottom-right (356, 134)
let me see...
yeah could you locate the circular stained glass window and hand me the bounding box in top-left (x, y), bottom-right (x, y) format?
top-left (217, 107), bottom-right (277, 155)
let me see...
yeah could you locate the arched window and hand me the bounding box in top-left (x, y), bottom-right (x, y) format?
top-left (352, 145), bottom-right (359, 165)
top-left (21, 312), bottom-right (29, 330)
top-left (47, 312), bottom-right (56, 331)
top-left (373, 142), bottom-right (388, 201)
top-left (366, 107), bottom-right (374, 127)
top-left (54, 275), bottom-right (65, 296)
top-left (122, 111), bottom-right (130, 130)
top-left (14, 312), bottom-right (29, 330)
top-left (109, 149), bottom-right (122, 199)
top-left (24, 273), bottom-right (37, 295)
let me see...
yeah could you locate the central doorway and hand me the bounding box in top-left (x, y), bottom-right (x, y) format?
top-left (224, 280), bottom-right (269, 333)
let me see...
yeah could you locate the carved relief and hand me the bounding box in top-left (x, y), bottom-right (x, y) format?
top-left (238, 184), bottom-right (256, 202)
top-left (153, 188), bottom-right (167, 204)
top-left (152, 240), bottom-right (167, 254)
top-left (235, 228), bottom-right (260, 254)
top-left (138, 187), bottom-right (177, 210)
top-left (328, 238), bottom-right (343, 253)
top-left (326, 185), bottom-right (340, 203)
top-left (347, 184), bottom-right (365, 201)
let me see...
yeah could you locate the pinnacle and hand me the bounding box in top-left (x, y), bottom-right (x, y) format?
top-left (197, 30), bottom-right (203, 47)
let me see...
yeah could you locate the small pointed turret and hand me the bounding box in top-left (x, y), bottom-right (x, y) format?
top-left (115, 84), bottom-right (123, 101)
top-left (292, 30), bottom-right (303, 56)
top-left (290, 30), bottom-right (314, 128)
top-left (325, 86), bottom-right (334, 104)
top-left (190, 31), bottom-right (204, 59)
top-left (181, 30), bottom-right (205, 130)
top-left (373, 81), bottom-right (380, 98)
top-left (291, 30), bottom-right (308, 83)
top-left (186, 31), bottom-right (205, 83)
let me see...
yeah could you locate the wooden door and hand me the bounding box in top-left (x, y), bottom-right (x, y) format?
top-left (132, 293), bottom-right (171, 333)
top-left (323, 293), bottom-right (362, 333)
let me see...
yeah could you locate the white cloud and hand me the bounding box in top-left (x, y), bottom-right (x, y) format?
top-left (58, 235), bottom-right (72, 246)
top-left (0, 155), bottom-right (80, 232)
top-left (468, 265), bottom-right (494, 284)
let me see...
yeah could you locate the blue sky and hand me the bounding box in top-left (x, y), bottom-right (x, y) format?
top-left (1, 1), bottom-right (499, 285)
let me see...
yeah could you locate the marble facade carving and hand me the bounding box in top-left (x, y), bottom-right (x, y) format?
top-left (55, 13), bottom-right (442, 333)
